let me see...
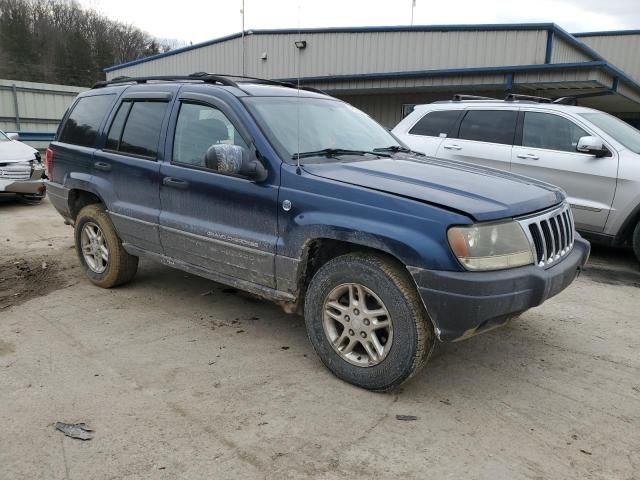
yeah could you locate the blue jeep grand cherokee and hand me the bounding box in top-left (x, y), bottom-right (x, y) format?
top-left (46, 74), bottom-right (589, 390)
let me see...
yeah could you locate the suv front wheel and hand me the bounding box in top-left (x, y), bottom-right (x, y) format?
top-left (74, 204), bottom-right (138, 288)
top-left (304, 253), bottom-right (434, 391)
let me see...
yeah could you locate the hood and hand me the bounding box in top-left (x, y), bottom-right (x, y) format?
top-left (0, 140), bottom-right (38, 163)
top-left (302, 155), bottom-right (565, 222)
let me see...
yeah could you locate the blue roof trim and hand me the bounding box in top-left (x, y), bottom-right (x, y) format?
top-left (277, 62), bottom-right (608, 83)
top-left (105, 22), bottom-right (558, 72)
top-left (573, 29), bottom-right (640, 37)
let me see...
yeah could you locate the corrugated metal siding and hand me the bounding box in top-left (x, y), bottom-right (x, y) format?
top-left (0, 79), bottom-right (85, 145)
top-left (551, 37), bottom-right (593, 63)
top-left (579, 34), bottom-right (640, 84)
top-left (107, 29), bottom-right (548, 80)
top-left (338, 89), bottom-right (507, 128)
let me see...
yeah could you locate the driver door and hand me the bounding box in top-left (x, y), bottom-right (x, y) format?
top-left (159, 91), bottom-right (279, 288)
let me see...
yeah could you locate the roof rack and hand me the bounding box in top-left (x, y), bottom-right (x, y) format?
top-left (452, 94), bottom-right (497, 101)
top-left (191, 72), bottom-right (327, 95)
top-left (92, 72), bottom-right (240, 89)
top-left (92, 72), bottom-right (327, 95)
top-left (504, 93), bottom-right (552, 103)
top-left (552, 96), bottom-right (578, 105)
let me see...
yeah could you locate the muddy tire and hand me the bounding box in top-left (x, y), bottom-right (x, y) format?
top-left (74, 204), bottom-right (138, 288)
top-left (633, 221), bottom-right (640, 263)
top-left (304, 252), bottom-right (434, 391)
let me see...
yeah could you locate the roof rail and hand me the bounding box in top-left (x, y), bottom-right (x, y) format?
top-left (192, 72), bottom-right (327, 95)
top-left (92, 72), bottom-right (327, 95)
top-left (452, 94), bottom-right (496, 101)
top-left (504, 93), bottom-right (552, 103)
top-left (92, 72), bottom-right (239, 89)
top-left (552, 96), bottom-right (578, 105)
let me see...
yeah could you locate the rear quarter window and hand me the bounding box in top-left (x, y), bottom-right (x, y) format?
top-left (59, 94), bottom-right (115, 147)
top-left (409, 110), bottom-right (461, 137)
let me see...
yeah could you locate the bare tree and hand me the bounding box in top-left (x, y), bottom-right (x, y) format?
top-left (0, 0), bottom-right (162, 85)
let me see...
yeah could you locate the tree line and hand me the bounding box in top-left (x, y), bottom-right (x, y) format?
top-left (0, 0), bottom-right (168, 86)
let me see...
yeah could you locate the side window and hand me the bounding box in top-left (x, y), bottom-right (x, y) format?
top-left (409, 110), bottom-right (461, 137)
top-left (106, 101), bottom-right (168, 158)
top-left (59, 95), bottom-right (114, 147)
top-left (522, 112), bottom-right (588, 153)
top-left (173, 102), bottom-right (248, 168)
top-left (458, 110), bottom-right (518, 145)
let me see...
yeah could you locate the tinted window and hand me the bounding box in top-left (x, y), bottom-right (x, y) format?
top-left (523, 112), bottom-right (588, 153)
top-left (173, 102), bottom-right (248, 168)
top-left (409, 110), bottom-right (461, 137)
top-left (119, 102), bottom-right (167, 158)
top-left (105, 102), bottom-right (131, 151)
top-left (458, 110), bottom-right (517, 145)
top-left (59, 95), bottom-right (114, 147)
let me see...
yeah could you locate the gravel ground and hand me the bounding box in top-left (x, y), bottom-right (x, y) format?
top-left (1, 197), bottom-right (639, 480)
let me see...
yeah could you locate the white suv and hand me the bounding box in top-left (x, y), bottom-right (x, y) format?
top-left (392, 95), bottom-right (640, 261)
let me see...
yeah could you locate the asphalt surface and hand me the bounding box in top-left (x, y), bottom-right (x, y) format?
top-left (1, 197), bottom-right (639, 479)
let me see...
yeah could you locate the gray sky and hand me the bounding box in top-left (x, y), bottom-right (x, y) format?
top-left (79, 0), bottom-right (640, 45)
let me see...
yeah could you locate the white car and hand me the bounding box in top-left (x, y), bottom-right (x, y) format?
top-left (392, 95), bottom-right (640, 261)
top-left (0, 129), bottom-right (46, 203)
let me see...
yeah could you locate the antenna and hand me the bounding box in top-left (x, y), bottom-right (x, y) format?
top-left (410, 0), bottom-right (416, 25)
top-left (295, 0), bottom-right (302, 171)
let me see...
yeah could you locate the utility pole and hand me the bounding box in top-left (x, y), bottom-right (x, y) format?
top-left (241, 0), bottom-right (245, 75)
top-left (411, 0), bottom-right (416, 26)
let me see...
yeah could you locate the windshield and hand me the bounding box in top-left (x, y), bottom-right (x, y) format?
top-left (0, 130), bottom-right (9, 142)
top-left (244, 96), bottom-right (400, 162)
top-left (579, 112), bottom-right (640, 154)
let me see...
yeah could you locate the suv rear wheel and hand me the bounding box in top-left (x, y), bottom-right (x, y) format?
top-left (633, 221), bottom-right (640, 263)
top-left (304, 252), bottom-right (434, 391)
top-left (74, 204), bottom-right (138, 288)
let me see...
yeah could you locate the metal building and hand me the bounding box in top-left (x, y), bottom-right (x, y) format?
top-left (104, 23), bottom-right (640, 128)
top-left (0, 79), bottom-right (86, 149)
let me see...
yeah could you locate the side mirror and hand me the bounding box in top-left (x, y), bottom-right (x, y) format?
top-left (576, 136), bottom-right (610, 157)
top-left (6, 132), bottom-right (19, 141)
top-left (205, 144), bottom-right (268, 181)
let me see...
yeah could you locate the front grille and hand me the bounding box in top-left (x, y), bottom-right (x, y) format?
top-left (0, 163), bottom-right (31, 180)
top-left (519, 203), bottom-right (574, 268)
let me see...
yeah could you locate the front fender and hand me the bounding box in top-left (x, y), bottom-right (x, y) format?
top-left (278, 165), bottom-right (471, 272)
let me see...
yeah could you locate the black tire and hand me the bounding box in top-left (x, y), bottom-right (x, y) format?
top-left (304, 252), bottom-right (435, 391)
top-left (74, 204), bottom-right (138, 288)
top-left (633, 221), bottom-right (640, 263)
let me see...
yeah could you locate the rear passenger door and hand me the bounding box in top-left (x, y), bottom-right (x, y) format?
top-left (398, 110), bottom-right (462, 155)
top-left (93, 89), bottom-right (175, 254)
top-left (511, 111), bottom-right (617, 232)
top-left (436, 109), bottom-right (517, 171)
top-left (158, 91), bottom-right (279, 289)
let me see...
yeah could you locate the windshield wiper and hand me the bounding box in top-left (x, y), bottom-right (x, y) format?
top-left (373, 145), bottom-right (424, 155)
top-left (292, 148), bottom-right (391, 160)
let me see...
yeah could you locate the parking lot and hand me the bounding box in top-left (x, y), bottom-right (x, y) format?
top-left (1, 197), bottom-right (639, 479)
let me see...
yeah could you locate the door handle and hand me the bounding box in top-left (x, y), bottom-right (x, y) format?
top-left (517, 153), bottom-right (540, 160)
top-left (443, 144), bottom-right (462, 151)
top-left (162, 177), bottom-right (189, 189)
top-left (94, 161), bottom-right (112, 172)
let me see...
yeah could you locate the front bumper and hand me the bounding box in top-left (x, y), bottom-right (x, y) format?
top-left (409, 235), bottom-right (590, 342)
top-left (0, 165), bottom-right (46, 195)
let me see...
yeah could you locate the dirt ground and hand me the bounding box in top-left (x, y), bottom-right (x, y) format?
top-left (1, 196), bottom-right (639, 480)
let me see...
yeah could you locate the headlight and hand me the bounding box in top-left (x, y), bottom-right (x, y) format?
top-left (448, 221), bottom-right (534, 271)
